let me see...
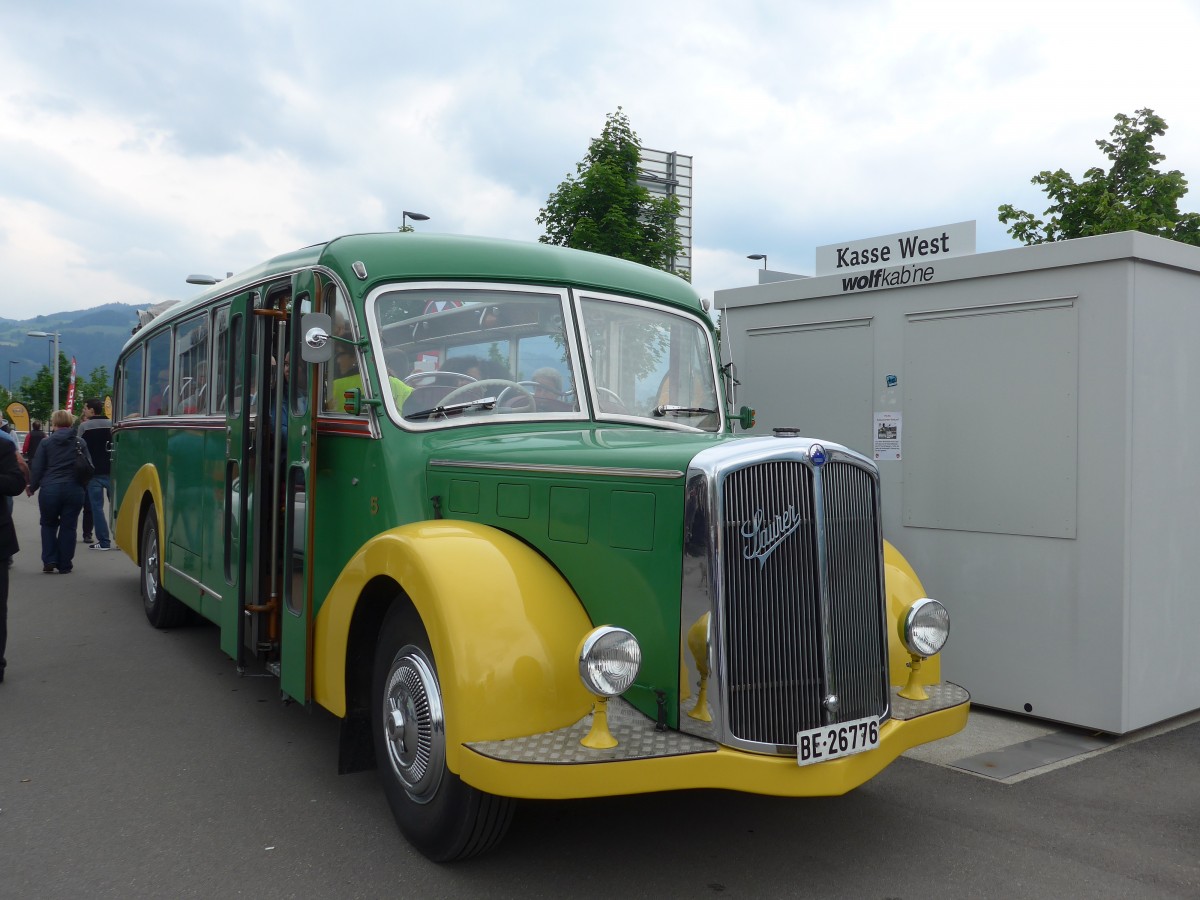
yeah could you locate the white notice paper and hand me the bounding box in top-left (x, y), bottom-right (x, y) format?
top-left (873, 412), bottom-right (901, 460)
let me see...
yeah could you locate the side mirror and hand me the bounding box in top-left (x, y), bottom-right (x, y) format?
top-left (300, 312), bottom-right (334, 363)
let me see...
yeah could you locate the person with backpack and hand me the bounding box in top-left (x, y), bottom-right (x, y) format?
top-left (76, 398), bottom-right (113, 550)
top-left (28, 409), bottom-right (92, 574)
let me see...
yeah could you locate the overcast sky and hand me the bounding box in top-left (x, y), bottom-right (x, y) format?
top-left (2, 0), bottom-right (1198, 322)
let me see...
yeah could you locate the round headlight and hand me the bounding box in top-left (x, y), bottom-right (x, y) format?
top-left (578, 626), bottom-right (642, 697)
top-left (902, 598), bottom-right (949, 657)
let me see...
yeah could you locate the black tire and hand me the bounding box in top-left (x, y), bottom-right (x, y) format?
top-left (141, 506), bottom-right (188, 629)
top-left (372, 604), bottom-right (515, 861)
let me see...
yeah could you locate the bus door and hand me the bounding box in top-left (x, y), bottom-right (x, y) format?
top-left (224, 282), bottom-right (290, 674)
top-left (222, 290), bottom-right (257, 664)
top-left (279, 271), bottom-right (319, 703)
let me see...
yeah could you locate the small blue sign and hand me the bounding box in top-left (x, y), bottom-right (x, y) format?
top-left (885, 374), bottom-right (898, 389)
top-left (809, 444), bottom-right (827, 467)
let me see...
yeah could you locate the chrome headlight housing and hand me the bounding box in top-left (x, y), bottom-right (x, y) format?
top-left (902, 598), bottom-right (950, 657)
top-left (578, 626), bottom-right (642, 697)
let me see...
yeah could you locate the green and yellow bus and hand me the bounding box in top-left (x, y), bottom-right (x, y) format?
top-left (112, 232), bottom-right (968, 860)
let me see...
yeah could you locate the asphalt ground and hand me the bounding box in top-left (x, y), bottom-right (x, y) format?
top-left (1, 493), bottom-right (1197, 898)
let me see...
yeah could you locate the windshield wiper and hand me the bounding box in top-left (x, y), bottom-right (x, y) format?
top-left (653, 404), bottom-right (719, 418)
top-left (405, 397), bottom-right (498, 421)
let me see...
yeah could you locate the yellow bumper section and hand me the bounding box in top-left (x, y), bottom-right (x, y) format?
top-left (458, 683), bottom-right (969, 800)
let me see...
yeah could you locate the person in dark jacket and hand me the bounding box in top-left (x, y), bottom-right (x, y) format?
top-left (28, 409), bottom-right (92, 574)
top-left (0, 435), bottom-right (29, 681)
top-left (22, 421), bottom-right (45, 462)
top-left (76, 399), bottom-right (113, 550)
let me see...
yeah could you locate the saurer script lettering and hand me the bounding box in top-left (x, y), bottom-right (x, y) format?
top-left (741, 506), bottom-right (801, 568)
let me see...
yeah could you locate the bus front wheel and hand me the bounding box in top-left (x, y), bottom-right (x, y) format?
top-left (140, 506), bottom-right (188, 629)
top-left (371, 605), bottom-right (514, 861)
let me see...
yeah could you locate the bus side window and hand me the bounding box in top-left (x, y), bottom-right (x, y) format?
top-left (175, 313), bottom-right (209, 414)
top-left (213, 305), bottom-right (230, 413)
top-left (145, 330), bottom-right (172, 416)
top-left (289, 293), bottom-right (310, 417)
top-left (321, 282), bottom-right (363, 415)
top-left (119, 349), bottom-right (144, 420)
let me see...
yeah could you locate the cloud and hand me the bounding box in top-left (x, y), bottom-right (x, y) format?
top-left (1, 0), bottom-right (1198, 319)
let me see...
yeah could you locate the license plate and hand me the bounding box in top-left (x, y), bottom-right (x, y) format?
top-left (796, 715), bottom-right (880, 766)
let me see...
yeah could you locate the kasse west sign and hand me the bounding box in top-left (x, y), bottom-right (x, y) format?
top-left (815, 220), bottom-right (975, 277)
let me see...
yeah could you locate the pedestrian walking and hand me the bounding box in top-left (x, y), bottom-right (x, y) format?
top-left (0, 421), bottom-right (30, 568)
top-left (21, 420), bottom-right (45, 462)
top-left (76, 398), bottom-right (113, 550)
top-left (0, 435), bottom-right (30, 682)
top-left (28, 409), bottom-right (92, 574)
top-left (72, 407), bottom-right (94, 543)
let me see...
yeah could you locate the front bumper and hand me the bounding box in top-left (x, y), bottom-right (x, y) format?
top-left (458, 682), bottom-right (969, 800)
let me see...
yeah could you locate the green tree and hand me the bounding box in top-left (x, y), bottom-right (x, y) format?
top-left (998, 108), bottom-right (1200, 246)
top-left (13, 354), bottom-right (111, 422)
top-left (76, 365), bottom-right (113, 407)
top-left (537, 108), bottom-right (686, 275)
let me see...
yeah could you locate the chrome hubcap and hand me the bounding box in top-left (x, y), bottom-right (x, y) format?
top-left (144, 527), bottom-right (158, 604)
top-left (382, 646), bottom-right (445, 804)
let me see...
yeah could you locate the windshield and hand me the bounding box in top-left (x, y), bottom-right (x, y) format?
top-left (367, 284), bottom-right (719, 432)
top-left (370, 286), bottom-right (582, 424)
top-left (579, 295), bottom-right (720, 432)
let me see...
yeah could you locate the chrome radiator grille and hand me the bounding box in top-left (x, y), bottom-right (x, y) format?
top-left (719, 458), bottom-right (889, 747)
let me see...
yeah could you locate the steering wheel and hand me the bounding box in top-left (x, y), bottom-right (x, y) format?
top-left (441, 378), bottom-right (535, 412)
top-left (405, 370), bottom-right (474, 387)
top-left (596, 387), bottom-right (628, 414)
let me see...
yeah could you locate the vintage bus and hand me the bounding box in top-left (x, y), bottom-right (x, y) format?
top-left (111, 233), bottom-right (968, 860)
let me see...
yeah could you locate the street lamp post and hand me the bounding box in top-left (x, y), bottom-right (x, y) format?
top-left (401, 210), bottom-right (430, 231)
top-left (747, 253), bottom-right (768, 269)
top-left (27, 331), bottom-right (60, 413)
top-left (7, 360), bottom-right (19, 394)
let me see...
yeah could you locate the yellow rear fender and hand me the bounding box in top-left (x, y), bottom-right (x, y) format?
top-left (114, 464), bottom-right (163, 565)
top-left (313, 521), bottom-right (596, 762)
top-left (883, 540), bottom-right (942, 686)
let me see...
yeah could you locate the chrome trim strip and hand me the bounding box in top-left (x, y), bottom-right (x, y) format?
top-left (429, 458), bottom-right (683, 479)
top-left (164, 563), bottom-right (223, 603)
top-left (811, 464), bottom-right (836, 724)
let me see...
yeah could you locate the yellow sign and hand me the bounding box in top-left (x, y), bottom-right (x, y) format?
top-left (6, 402), bottom-right (29, 433)
top-left (105, 395), bottom-right (112, 419)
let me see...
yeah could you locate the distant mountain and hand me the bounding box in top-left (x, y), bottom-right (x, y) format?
top-left (0, 303), bottom-right (147, 387)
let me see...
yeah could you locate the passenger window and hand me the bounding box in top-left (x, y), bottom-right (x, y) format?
top-left (145, 331), bottom-right (172, 416)
top-left (175, 314), bottom-right (210, 414)
top-left (213, 306), bottom-right (230, 413)
top-left (321, 282), bottom-right (362, 414)
top-left (119, 349), bottom-right (144, 420)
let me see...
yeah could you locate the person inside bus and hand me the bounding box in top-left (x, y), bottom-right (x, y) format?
top-left (147, 368), bottom-right (170, 416)
top-left (328, 343), bottom-right (412, 412)
top-left (27, 409), bottom-right (92, 574)
top-left (531, 367), bottom-right (563, 403)
top-left (444, 355), bottom-right (512, 383)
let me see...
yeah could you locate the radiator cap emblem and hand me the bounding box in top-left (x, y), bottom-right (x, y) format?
top-left (809, 444), bottom-right (827, 467)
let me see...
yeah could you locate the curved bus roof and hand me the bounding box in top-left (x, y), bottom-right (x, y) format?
top-left (131, 233), bottom-right (704, 345)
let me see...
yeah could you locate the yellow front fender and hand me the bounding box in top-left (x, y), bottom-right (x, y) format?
top-left (313, 521), bottom-right (596, 760)
top-left (883, 540), bottom-right (942, 686)
top-left (114, 464), bottom-right (163, 564)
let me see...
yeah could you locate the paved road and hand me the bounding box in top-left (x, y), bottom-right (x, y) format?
top-left (1, 495), bottom-right (1197, 899)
